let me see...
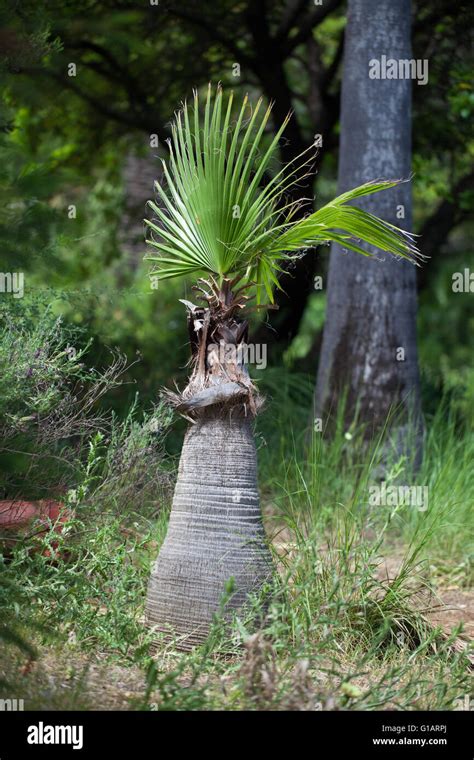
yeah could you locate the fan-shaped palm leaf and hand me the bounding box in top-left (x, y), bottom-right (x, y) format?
top-left (145, 85), bottom-right (422, 303)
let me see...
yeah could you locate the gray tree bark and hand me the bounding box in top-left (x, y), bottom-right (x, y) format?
top-left (314, 0), bottom-right (422, 458)
top-left (146, 408), bottom-right (272, 649)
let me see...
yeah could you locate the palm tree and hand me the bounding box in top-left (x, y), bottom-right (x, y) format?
top-left (144, 85), bottom-right (422, 649)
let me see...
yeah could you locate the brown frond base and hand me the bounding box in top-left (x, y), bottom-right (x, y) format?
top-left (165, 276), bottom-right (266, 419)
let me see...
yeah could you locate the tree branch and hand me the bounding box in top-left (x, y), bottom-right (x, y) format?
top-left (166, 6), bottom-right (256, 71)
top-left (282, 0), bottom-right (343, 56)
top-left (320, 30), bottom-right (345, 91)
top-left (275, 0), bottom-right (311, 43)
top-left (20, 67), bottom-right (169, 142)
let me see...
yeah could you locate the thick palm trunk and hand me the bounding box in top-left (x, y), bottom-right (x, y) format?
top-left (146, 278), bottom-right (273, 648)
top-left (146, 409), bottom-right (272, 649)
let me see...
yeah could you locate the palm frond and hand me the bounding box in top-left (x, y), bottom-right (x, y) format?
top-left (145, 86), bottom-right (423, 302)
top-left (268, 180), bottom-right (421, 262)
top-left (145, 84), bottom-right (293, 285)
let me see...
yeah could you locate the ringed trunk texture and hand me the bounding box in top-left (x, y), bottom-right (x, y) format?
top-left (314, 0), bottom-right (423, 461)
top-left (146, 408), bottom-right (272, 649)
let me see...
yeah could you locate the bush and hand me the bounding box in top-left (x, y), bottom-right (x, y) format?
top-left (0, 297), bottom-right (127, 500)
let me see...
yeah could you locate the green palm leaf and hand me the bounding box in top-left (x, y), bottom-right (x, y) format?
top-left (268, 181), bottom-right (419, 260)
top-left (145, 85), bottom-right (423, 302)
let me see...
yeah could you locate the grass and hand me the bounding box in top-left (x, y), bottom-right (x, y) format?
top-left (0, 395), bottom-right (472, 711)
top-left (258, 374), bottom-right (473, 569)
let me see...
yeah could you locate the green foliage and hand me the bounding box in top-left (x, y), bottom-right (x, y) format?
top-left (1, 395), bottom-right (471, 710)
top-left (418, 252), bottom-right (474, 423)
top-left (79, 397), bottom-right (175, 516)
top-left (0, 299), bottom-right (89, 419)
top-left (131, 400), bottom-right (472, 708)
top-left (269, 180), bottom-right (420, 261)
top-left (0, 298), bottom-right (106, 498)
top-left (145, 84), bottom-right (293, 292)
top-left (0, 402), bottom-right (174, 665)
top-left (145, 86), bottom-right (420, 301)
top-left (0, 297), bottom-right (175, 502)
top-left (258, 382), bottom-right (474, 572)
top-left (0, 575), bottom-right (37, 689)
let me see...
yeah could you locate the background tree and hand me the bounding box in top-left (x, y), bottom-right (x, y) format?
top-left (314, 0), bottom-right (423, 460)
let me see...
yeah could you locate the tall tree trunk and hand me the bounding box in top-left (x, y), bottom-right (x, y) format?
top-left (146, 409), bottom-right (271, 649)
top-left (314, 0), bottom-right (422, 459)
